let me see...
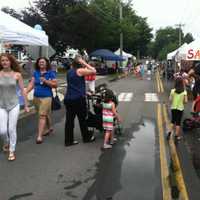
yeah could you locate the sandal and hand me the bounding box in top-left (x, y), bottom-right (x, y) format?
top-left (36, 137), bottom-right (43, 144)
top-left (2, 144), bottom-right (9, 153)
top-left (43, 128), bottom-right (54, 136)
top-left (8, 152), bottom-right (16, 161)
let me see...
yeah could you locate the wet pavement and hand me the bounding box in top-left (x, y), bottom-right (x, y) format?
top-left (0, 74), bottom-right (163, 200)
top-left (83, 119), bottom-right (159, 200)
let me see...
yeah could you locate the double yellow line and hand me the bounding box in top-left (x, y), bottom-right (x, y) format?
top-left (157, 103), bottom-right (171, 199)
top-left (156, 71), bottom-right (164, 93)
top-left (156, 73), bottom-right (189, 200)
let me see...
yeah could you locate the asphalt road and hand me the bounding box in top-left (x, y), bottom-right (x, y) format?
top-left (0, 74), bottom-right (163, 200)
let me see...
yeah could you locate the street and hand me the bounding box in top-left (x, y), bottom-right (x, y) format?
top-left (1, 72), bottom-right (200, 200)
top-left (0, 73), bottom-right (162, 200)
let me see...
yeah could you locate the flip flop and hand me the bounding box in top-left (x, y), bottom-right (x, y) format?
top-left (43, 128), bottom-right (54, 136)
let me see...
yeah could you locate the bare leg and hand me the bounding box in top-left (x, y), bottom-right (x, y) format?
top-left (175, 126), bottom-right (181, 137)
top-left (37, 115), bottom-right (46, 141)
top-left (43, 115), bottom-right (53, 135)
top-left (104, 131), bottom-right (111, 145)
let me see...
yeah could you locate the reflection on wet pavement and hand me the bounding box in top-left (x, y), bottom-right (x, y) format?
top-left (83, 119), bottom-right (158, 200)
top-left (114, 120), bottom-right (156, 199)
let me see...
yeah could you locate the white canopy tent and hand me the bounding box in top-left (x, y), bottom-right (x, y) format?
top-left (167, 43), bottom-right (188, 60)
top-left (167, 49), bottom-right (178, 60)
top-left (176, 39), bottom-right (200, 61)
top-left (174, 43), bottom-right (188, 61)
top-left (0, 11), bottom-right (48, 47)
top-left (115, 48), bottom-right (135, 59)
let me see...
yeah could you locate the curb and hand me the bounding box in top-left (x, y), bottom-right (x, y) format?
top-left (157, 72), bottom-right (190, 199)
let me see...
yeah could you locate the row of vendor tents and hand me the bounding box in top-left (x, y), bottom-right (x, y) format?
top-left (167, 39), bottom-right (200, 61)
top-left (0, 10), bottom-right (136, 63)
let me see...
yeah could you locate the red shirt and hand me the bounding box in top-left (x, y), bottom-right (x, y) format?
top-left (85, 74), bottom-right (96, 81)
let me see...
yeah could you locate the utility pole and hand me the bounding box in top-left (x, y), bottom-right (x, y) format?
top-left (175, 23), bottom-right (185, 47)
top-left (119, 2), bottom-right (123, 68)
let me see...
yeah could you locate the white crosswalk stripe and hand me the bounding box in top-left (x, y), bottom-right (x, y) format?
top-left (145, 93), bottom-right (159, 102)
top-left (118, 92), bottom-right (133, 102)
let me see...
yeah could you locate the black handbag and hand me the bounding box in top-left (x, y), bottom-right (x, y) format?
top-left (52, 89), bottom-right (61, 111)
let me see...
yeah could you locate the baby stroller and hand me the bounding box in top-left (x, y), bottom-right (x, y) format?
top-left (86, 83), bottom-right (122, 135)
top-left (183, 96), bottom-right (200, 131)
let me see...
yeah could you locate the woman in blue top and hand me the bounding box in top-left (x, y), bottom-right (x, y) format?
top-left (64, 55), bottom-right (96, 146)
top-left (26, 57), bottom-right (57, 144)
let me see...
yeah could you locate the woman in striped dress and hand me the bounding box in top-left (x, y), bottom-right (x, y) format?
top-left (102, 90), bottom-right (121, 149)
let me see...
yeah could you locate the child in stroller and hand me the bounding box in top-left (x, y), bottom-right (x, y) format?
top-left (86, 84), bottom-right (122, 139)
top-left (183, 94), bottom-right (200, 131)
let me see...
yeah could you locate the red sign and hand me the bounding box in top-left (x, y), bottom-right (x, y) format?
top-left (187, 49), bottom-right (200, 60)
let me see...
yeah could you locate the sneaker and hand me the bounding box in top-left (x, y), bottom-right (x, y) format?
top-left (110, 138), bottom-right (117, 145)
top-left (103, 144), bottom-right (112, 149)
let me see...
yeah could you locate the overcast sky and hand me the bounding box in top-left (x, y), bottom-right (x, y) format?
top-left (0, 0), bottom-right (200, 38)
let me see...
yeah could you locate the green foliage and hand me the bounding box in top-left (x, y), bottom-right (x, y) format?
top-left (1, 0), bottom-right (153, 56)
top-left (150, 26), bottom-right (194, 60)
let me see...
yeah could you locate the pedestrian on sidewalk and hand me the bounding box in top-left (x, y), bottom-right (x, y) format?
top-left (167, 77), bottom-right (188, 141)
top-left (0, 53), bottom-right (29, 161)
top-left (64, 55), bottom-right (96, 146)
top-left (102, 89), bottom-right (121, 149)
top-left (85, 61), bottom-right (96, 94)
top-left (26, 57), bottom-right (57, 144)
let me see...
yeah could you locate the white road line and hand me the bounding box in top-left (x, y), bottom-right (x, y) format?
top-left (118, 93), bottom-right (127, 101)
top-left (145, 93), bottom-right (159, 102)
top-left (118, 92), bottom-right (133, 102)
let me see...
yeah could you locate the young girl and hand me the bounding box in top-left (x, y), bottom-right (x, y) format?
top-left (167, 77), bottom-right (188, 141)
top-left (102, 89), bottom-right (121, 149)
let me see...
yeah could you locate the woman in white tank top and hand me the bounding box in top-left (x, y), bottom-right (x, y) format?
top-left (0, 53), bottom-right (29, 161)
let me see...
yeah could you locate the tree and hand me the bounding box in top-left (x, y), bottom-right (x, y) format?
top-left (1, 7), bottom-right (22, 19)
top-left (1, 0), bottom-right (153, 56)
top-left (184, 33), bottom-right (194, 44)
top-left (149, 26), bottom-right (194, 60)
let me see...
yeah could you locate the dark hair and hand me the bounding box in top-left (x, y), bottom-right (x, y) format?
top-left (72, 55), bottom-right (83, 69)
top-left (35, 57), bottom-right (51, 71)
top-left (104, 89), bottom-right (114, 103)
top-left (175, 77), bottom-right (184, 94)
top-left (0, 53), bottom-right (21, 72)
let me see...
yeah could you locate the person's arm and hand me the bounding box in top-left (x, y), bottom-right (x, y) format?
top-left (41, 78), bottom-right (58, 88)
top-left (77, 59), bottom-right (96, 76)
top-left (169, 90), bottom-right (173, 102)
top-left (111, 102), bottom-right (122, 122)
top-left (40, 72), bottom-right (58, 88)
top-left (17, 73), bottom-right (29, 112)
top-left (192, 101), bottom-right (195, 112)
top-left (188, 68), bottom-right (195, 78)
top-left (26, 77), bottom-right (34, 94)
top-left (184, 91), bottom-right (188, 104)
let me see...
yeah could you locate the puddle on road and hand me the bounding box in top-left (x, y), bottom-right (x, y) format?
top-left (83, 119), bottom-right (158, 200)
top-left (113, 119), bottom-right (156, 199)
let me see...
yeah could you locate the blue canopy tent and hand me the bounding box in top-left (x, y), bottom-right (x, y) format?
top-left (90, 49), bottom-right (124, 61)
